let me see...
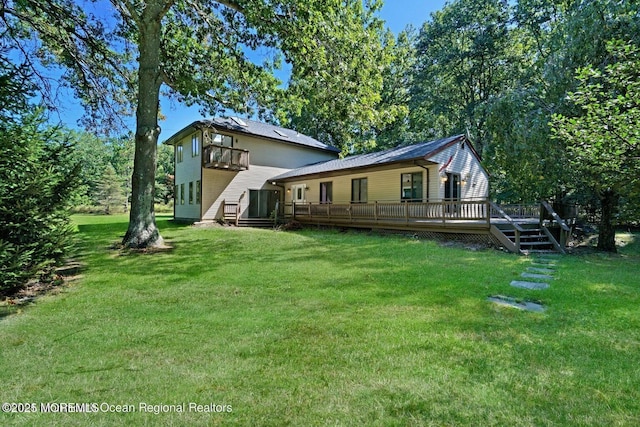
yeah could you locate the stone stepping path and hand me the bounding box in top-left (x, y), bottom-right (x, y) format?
top-left (489, 255), bottom-right (559, 312)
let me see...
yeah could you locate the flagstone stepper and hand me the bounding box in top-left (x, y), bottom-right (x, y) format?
top-left (488, 295), bottom-right (546, 312)
top-left (527, 267), bottom-right (556, 274)
top-left (531, 262), bottom-right (557, 268)
top-left (521, 272), bottom-right (554, 280)
top-left (510, 280), bottom-right (550, 290)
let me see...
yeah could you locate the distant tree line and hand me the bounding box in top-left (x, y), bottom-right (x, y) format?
top-left (68, 132), bottom-right (174, 214)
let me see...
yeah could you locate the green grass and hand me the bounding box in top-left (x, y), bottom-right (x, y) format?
top-left (1, 215), bottom-right (639, 426)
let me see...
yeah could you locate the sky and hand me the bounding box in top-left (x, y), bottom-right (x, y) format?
top-left (49, 0), bottom-right (448, 140)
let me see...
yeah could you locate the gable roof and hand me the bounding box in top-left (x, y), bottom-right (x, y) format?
top-left (271, 134), bottom-right (470, 181)
top-left (163, 116), bottom-right (341, 154)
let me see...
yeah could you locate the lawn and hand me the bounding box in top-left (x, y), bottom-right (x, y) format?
top-left (1, 214), bottom-right (639, 426)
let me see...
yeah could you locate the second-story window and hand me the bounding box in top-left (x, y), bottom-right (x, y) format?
top-left (176, 144), bottom-right (183, 163)
top-left (192, 134), bottom-right (200, 156)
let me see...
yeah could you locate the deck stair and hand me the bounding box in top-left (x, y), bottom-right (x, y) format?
top-left (237, 218), bottom-right (276, 228)
top-left (488, 201), bottom-right (572, 254)
top-left (493, 224), bottom-right (557, 254)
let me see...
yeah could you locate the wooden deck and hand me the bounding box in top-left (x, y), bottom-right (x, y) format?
top-left (284, 200), bottom-right (573, 254)
top-left (287, 200), bottom-right (490, 232)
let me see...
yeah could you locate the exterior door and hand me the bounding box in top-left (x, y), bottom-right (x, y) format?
top-left (249, 190), bottom-right (279, 218)
top-left (444, 172), bottom-right (460, 201)
top-left (291, 184), bottom-right (306, 203)
top-left (444, 172), bottom-right (461, 217)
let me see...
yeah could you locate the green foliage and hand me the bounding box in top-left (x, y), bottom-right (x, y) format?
top-left (96, 163), bottom-right (125, 214)
top-left (553, 40), bottom-right (640, 198)
top-left (284, 1), bottom-right (401, 153)
top-left (411, 0), bottom-right (518, 152)
top-left (154, 143), bottom-right (174, 205)
top-left (552, 40), bottom-right (640, 250)
top-left (0, 111), bottom-right (80, 294)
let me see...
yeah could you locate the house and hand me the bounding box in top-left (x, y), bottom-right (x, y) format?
top-left (167, 118), bottom-right (571, 253)
top-left (164, 117), bottom-right (340, 223)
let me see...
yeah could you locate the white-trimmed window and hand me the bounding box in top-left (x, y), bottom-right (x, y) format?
top-left (351, 178), bottom-right (367, 203)
top-left (176, 144), bottom-right (184, 163)
top-left (320, 182), bottom-right (333, 204)
top-left (192, 134), bottom-right (200, 156)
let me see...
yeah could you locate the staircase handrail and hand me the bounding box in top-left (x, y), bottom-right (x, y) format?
top-left (490, 202), bottom-right (525, 232)
top-left (540, 201), bottom-right (571, 232)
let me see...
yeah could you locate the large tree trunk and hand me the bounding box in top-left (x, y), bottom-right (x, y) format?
top-left (122, 4), bottom-right (164, 248)
top-left (597, 188), bottom-right (619, 252)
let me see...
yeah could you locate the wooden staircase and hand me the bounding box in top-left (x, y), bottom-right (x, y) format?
top-left (237, 218), bottom-right (276, 228)
top-left (492, 224), bottom-right (557, 254)
top-left (489, 201), bottom-right (573, 254)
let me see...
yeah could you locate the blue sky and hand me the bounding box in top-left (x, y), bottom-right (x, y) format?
top-left (50, 0), bottom-right (448, 139)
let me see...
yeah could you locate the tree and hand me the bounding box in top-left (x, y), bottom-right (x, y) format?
top-left (155, 143), bottom-right (174, 205)
top-left (552, 40), bottom-right (640, 252)
top-left (485, 0), bottom-right (640, 203)
top-left (410, 0), bottom-right (517, 153)
top-left (4, 0), bottom-right (386, 247)
top-left (0, 63), bottom-right (80, 292)
top-left (96, 163), bottom-right (125, 214)
top-left (370, 28), bottom-right (417, 150)
top-left (284, 3), bottom-right (402, 154)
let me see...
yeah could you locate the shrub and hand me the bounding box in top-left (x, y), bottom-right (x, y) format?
top-left (0, 111), bottom-right (80, 295)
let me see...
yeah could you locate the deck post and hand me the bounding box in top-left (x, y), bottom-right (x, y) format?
top-left (485, 200), bottom-right (491, 225)
top-left (374, 201), bottom-right (378, 221)
top-left (349, 203), bottom-right (353, 222)
top-left (442, 200), bottom-right (446, 225)
top-left (515, 229), bottom-right (521, 252)
top-left (308, 202), bottom-right (312, 219)
top-left (404, 200), bottom-right (409, 224)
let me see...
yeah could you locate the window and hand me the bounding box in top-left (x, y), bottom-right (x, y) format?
top-left (212, 133), bottom-right (233, 147)
top-left (195, 180), bottom-right (201, 204)
top-left (189, 182), bottom-right (194, 204)
top-left (320, 182), bottom-right (333, 204)
top-left (180, 183), bottom-right (185, 205)
top-left (192, 134), bottom-right (200, 156)
top-left (176, 144), bottom-right (183, 163)
top-left (351, 178), bottom-right (367, 203)
top-left (401, 172), bottom-right (423, 202)
top-left (444, 172), bottom-right (460, 201)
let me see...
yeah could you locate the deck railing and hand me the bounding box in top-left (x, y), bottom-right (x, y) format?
top-left (203, 144), bottom-right (249, 171)
top-left (288, 199), bottom-right (491, 224)
top-left (490, 203), bottom-right (540, 219)
top-left (222, 200), bottom-right (240, 226)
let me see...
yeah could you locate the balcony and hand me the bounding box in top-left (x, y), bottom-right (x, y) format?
top-left (202, 144), bottom-right (249, 171)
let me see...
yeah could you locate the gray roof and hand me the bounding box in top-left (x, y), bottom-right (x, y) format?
top-left (271, 134), bottom-right (466, 181)
top-left (164, 116), bottom-right (340, 154)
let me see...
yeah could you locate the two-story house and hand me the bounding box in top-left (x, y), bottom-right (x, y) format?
top-left (165, 117), bottom-right (341, 223)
